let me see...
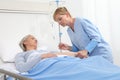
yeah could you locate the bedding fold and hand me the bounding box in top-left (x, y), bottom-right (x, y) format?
top-left (22, 56), bottom-right (120, 80)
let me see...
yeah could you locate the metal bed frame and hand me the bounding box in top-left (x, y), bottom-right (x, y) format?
top-left (0, 69), bottom-right (32, 80)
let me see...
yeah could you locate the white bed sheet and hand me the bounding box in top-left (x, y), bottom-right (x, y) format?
top-left (0, 62), bottom-right (20, 74)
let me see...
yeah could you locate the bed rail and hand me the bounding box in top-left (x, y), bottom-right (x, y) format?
top-left (0, 69), bottom-right (32, 80)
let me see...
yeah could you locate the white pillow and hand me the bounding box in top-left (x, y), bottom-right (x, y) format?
top-left (0, 63), bottom-right (20, 73)
top-left (0, 42), bottom-right (22, 62)
top-left (0, 40), bottom-right (59, 63)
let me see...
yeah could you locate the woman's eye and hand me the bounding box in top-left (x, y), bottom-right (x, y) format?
top-left (58, 17), bottom-right (62, 21)
top-left (31, 38), bottom-right (35, 40)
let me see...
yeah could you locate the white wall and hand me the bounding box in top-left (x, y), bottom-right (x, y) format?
top-left (0, 13), bottom-right (60, 48)
top-left (109, 0), bottom-right (120, 65)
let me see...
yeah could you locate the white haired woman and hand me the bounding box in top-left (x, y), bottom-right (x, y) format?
top-left (15, 34), bottom-right (85, 73)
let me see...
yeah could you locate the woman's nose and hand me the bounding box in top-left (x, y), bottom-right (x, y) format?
top-left (35, 39), bottom-right (37, 43)
top-left (58, 21), bottom-right (62, 25)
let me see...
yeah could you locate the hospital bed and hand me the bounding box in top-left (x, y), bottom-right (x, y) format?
top-left (0, 69), bottom-right (31, 80)
top-left (0, 42), bottom-right (53, 80)
top-left (0, 59), bottom-right (32, 80)
top-left (1, 53), bottom-right (120, 80)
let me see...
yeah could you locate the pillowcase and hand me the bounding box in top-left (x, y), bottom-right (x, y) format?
top-left (0, 41), bottom-right (22, 63)
top-left (0, 39), bottom-right (59, 63)
top-left (0, 63), bottom-right (20, 73)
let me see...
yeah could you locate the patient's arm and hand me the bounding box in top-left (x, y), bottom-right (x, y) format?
top-left (40, 51), bottom-right (77, 59)
top-left (40, 53), bottom-right (57, 59)
top-left (41, 51), bottom-right (89, 59)
top-left (55, 52), bottom-right (77, 57)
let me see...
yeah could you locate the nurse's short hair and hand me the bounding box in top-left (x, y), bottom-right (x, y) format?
top-left (53, 6), bottom-right (71, 21)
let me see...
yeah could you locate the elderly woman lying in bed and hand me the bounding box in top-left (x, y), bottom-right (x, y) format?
top-left (15, 34), bottom-right (120, 80)
top-left (15, 34), bottom-right (87, 73)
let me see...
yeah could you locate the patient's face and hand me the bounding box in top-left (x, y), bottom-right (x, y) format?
top-left (24, 35), bottom-right (37, 48)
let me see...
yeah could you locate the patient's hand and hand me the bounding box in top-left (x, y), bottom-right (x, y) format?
top-left (76, 50), bottom-right (88, 59)
top-left (41, 53), bottom-right (57, 59)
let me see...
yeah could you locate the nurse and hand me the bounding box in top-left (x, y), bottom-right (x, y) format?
top-left (53, 6), bottom-right (113, 63)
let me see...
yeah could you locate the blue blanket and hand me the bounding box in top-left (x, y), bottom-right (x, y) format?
top-left (22, 56), bottom-right (120, 80)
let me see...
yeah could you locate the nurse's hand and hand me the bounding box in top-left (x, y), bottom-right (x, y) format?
top-left (76, 50), bottom-right (88, 58)
top-left (58, 43), bottom-right (72, 51)
top-left (41, 53), bottom-right (57, 59)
